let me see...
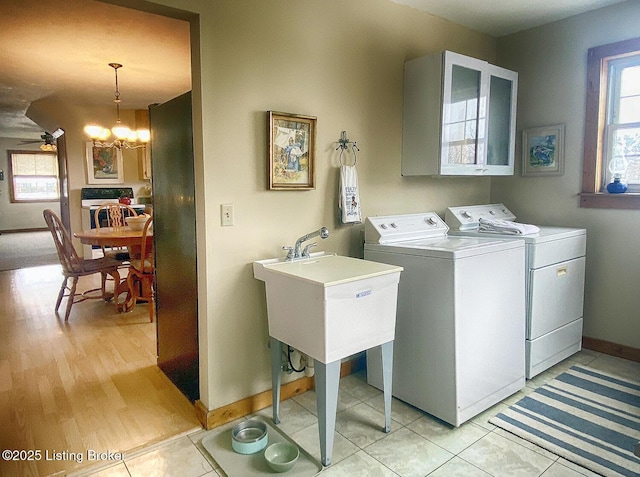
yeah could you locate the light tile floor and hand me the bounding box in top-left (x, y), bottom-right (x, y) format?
top-left (74, 350), bottom-right (640, 477)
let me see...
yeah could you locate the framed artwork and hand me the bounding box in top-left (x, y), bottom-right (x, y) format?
top-left (268, 111), bottom-right (316, 190)
top-left (85, 142), bottom-right (124, 184)
top-left (522, 124), bottom-right (565, 177)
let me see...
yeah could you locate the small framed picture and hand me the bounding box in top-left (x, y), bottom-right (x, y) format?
top-left (85, 142), bottom-right (124, 184)
top-left (267, 111), bottom-right (316, 190)
top-left (522, 124), bottom-right (565, 177)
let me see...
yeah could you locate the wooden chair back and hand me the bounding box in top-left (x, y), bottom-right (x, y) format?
top-left (43, 208), bottom-right (83, 273)
top-left (138, 216), bottom-right (154, 274)
top-left (94, 203), bottom-right (139, 259)
top-left (94, 203), bottom-right (138, 229)
top-left (126, 216), bottom-right (155, 321)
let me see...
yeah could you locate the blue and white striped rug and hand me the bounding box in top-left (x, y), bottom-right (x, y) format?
top-left (490, 366), bottom-right (640, 477)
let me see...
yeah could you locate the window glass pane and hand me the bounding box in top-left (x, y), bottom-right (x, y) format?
top-left (13, 177), bottom-right (59, 200)
top-left (619, 64), bottom-right (640, 123)
top-left (445, 65), bottom-right (480, 165)
top-left (488, 75), bottom-right (513, 166)
top-left (465, 98), bottom-right (478, 120)
top-left (465, 119), bottom-right (477, 140)
top-left (616, 126), bottom-right (640, 184)
top-left (619, 96), bottom-right (640, 123)
top-left (449, 100), bottom-right (466, 122)
top-left (606, 125), bottom-right (640, 185)
top-left (620, 65), bottom-right (640, 96)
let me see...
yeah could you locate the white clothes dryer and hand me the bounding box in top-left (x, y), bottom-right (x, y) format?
top-left (445, 204), bottom-right (586, 379)
top-left (364, 212), bottom-right (525, 427)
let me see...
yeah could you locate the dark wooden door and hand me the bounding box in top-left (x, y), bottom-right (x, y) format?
top-left (56, 132), bottom-right (71, 231)
top-left (149, 91), bottom-right (199, 401)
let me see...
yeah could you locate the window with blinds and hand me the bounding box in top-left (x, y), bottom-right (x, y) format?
top-left (8, 151), bottom-right (59, 203)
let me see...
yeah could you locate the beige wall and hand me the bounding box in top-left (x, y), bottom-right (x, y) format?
top-left (146, 0), bottom-right (497, 411)
top-left (493, 1), bottom-right (640, 349)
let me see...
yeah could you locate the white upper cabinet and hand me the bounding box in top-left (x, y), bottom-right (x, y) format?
top-left (402, 51), bottom-right (518, 176)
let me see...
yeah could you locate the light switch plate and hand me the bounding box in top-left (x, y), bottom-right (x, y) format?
top-left (221, 204), bottom-right (234, 226)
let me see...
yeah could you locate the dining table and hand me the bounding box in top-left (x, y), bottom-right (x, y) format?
top-left (74, 226), bottom-right (153, 312)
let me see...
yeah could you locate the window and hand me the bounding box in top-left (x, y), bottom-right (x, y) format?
top-left (604, 57), bottom-right (640, 188)
top-left (8, 151), bottom-right (60, 203)
top-left (581, 37), bottom-right (640, 209)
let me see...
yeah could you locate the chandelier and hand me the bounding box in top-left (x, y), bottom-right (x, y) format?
top-left (84, 63), bottom-right (150, 150)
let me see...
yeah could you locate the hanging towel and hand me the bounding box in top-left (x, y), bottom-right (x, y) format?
top-left (338, 165), bottom-right (362, 224)
top-left (478, 218), bottom-right (540, 235)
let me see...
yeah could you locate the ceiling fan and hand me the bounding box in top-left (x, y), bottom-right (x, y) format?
top-left (19, 129), bottom-right (64, 151)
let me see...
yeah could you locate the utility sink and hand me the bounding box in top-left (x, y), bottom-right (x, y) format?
top-left (254, 252), bottom-right (402, 467)
top-left (254, 253), bottom-right (403, 363)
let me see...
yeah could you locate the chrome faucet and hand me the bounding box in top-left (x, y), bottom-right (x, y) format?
top-left (283, 226), bottom-right (330, 260)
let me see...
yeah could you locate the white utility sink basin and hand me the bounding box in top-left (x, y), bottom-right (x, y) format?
top-left (254, 253), bottom-right (403, 363)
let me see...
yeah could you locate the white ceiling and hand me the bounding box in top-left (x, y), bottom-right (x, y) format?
top-left (0, 0), bottom-right (628, 140)
top-left (0, 0), bottom-right (191, 139)
top-left (392, 0), bottom-right (629, 37)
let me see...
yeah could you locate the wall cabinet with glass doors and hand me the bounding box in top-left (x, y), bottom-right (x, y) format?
top-left (402, 50), bottom-right (518, 176)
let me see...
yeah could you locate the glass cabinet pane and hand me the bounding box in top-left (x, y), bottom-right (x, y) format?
top-left (443, 64), bottom-right (481, 165)
top-left (487, 75), bottom-right (514, 166)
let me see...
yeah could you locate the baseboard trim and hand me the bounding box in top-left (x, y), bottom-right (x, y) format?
top-left (196, 354), bottom-right (366, 430)
top-left (582, 336), bottom-right (640, 363)
top-left (0, 227), bottom-right (48, 234)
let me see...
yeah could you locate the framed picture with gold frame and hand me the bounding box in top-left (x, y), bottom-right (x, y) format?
top-left (85, 142), bottom-right (124, 184)
top-left (522, 124), bottom-right (565, 177)
top-left (267, 111), bottom-right (316, 190)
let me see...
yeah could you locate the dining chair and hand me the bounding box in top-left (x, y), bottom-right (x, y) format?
top-left (43, 209), bottom-right (123, 321)
top-left (94, 203), bottom-right (139, 261)
top-left (126, 216), bottom-right (155, 322)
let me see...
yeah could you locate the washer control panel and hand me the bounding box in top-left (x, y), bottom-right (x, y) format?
top-left (445, 204), bottom-right (516, 231)
top-left (364, 212), bottom-right (448, 244)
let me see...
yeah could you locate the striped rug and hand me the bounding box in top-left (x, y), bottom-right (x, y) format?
top-left (490, 366), bottom-right (640, 477)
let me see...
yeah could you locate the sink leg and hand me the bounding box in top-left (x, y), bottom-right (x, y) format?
top-left (270, 337), bottom-right (282, 425)
top-left (315, 359), bottom-right (340, 467)
top-left (381, 340), bottom-right (394, 433)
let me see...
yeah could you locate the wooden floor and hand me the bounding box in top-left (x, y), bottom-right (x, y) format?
top-left (0, 265), bottom-right (201, 476)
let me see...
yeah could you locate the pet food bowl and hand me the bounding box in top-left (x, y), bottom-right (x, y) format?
top-left (231, 419), bottom-right (268, 454)
top-left (264, 442), bottom-right (299, 473)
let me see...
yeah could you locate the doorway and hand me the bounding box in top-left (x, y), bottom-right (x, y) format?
top-left (0, 0), bottom-right (203, 455)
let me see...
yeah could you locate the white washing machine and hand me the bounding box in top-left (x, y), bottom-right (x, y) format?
top-left (445, 204), bottom-right (586, 379)
top-left (364, 212), bottom-right (525, 427)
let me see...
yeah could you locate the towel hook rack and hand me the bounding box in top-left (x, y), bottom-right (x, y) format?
top-left (336, 130), bottom-right (359, 166)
